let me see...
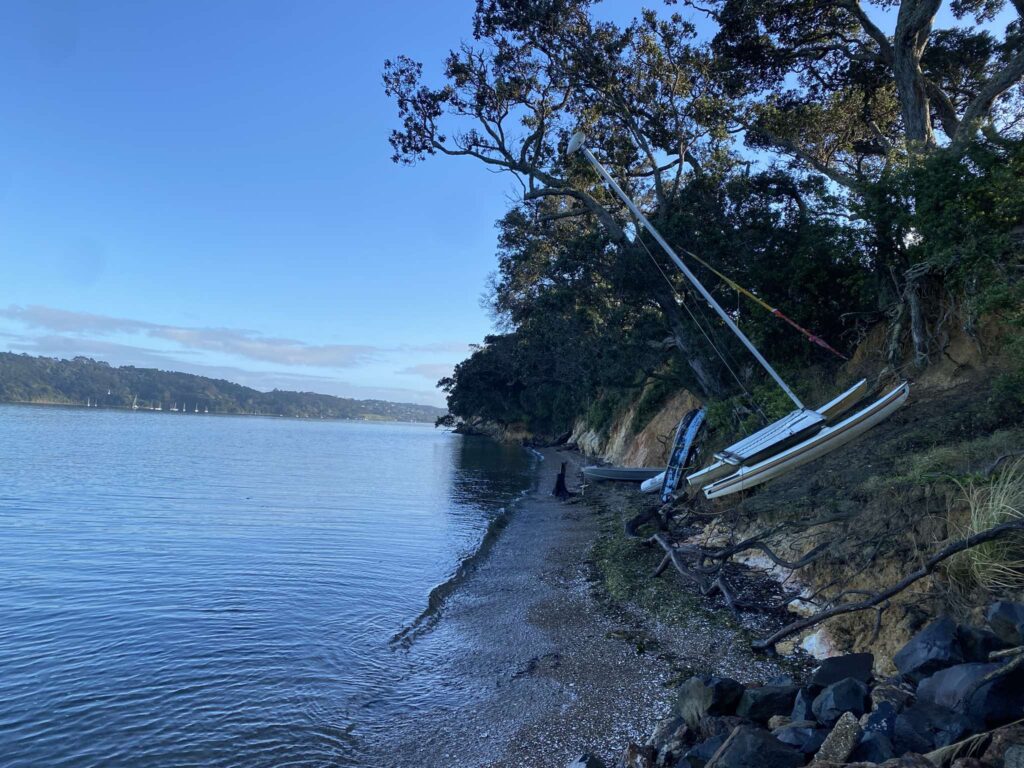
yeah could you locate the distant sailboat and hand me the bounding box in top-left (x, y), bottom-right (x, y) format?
top-left (171, 403), bottom-right (178, 412)
top-left (194, 404), bottom-right (199, 413)
top-left (132, 395), bottom-right (139, 411)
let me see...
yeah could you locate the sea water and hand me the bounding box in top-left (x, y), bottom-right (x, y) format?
top-left (0, 405), bottom-right (534, 766)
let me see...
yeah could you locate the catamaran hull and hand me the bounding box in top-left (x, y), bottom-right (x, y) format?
top-left (702, 382), bottom-right (910, 499)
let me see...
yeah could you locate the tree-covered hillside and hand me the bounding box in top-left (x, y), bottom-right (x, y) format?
top-left (0, 353), bottom-right (446, 423)
top-left (387, 0), bottom-right (1024, 438)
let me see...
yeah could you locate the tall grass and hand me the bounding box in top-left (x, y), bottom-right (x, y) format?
top-left (953, 457), bottom-right (1024, 591)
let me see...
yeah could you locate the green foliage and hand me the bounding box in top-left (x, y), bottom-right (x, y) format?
top-left (0, 353), bottom-right (443, 422)
top-left (393, 1), bottom-right (1024, 438)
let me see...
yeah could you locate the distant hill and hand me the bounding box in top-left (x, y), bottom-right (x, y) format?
top-left (0, 352), bottom-right (447, 423)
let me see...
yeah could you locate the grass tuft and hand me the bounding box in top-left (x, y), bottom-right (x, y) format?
top-left (950, 457), bottom-right (1024, 591)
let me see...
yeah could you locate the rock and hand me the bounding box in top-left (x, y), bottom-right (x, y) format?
top-left (850, 731), bottom-right (896, 763)
top-left (957, 624), bottom-right (1010, 662)
top-left (675, 677), bottom-right (745, 728)
top-left (917, 661), bottom-right (1024, 728)
top-left (860, 701), bottom-right (897, 738)
top-left (870, 683), bottom-right (915, 713)
top-left (894, 616), bottom-right (965, 683)
top-left (950, 759), bottom-right (985, 768)
top-left (768, 674), bottom-right (796, 686)
top-left (767, 715), bottom-right (791, 730)
top-left (811, 678), bottom-right (870, 726)
top-left (814, 711), bottom-right (862, 764)
top-left (979, 721), bottom-right (1024, 767)
top-left (810, 653), bottom-right (874, 688)
top-left (735, 685), bottom-right (799, 723)
top-left (648, 717), bottom-right (693, 767)
top-left (790, 688), bottom-right (816, 722)
top-left (704, 726), bottom-right (803, 768)
top-left (773, 723), bottom-right (828, 755)
top-left (987, 601), bottom-right (1024, 645)
top-left (1007, 745), bottom-right (1024, 768)
top-left (622, 742), bottom-right (656, 768)
top-left (679, 735), bottom-right (727, 768)
top-left (567, 755), bottom-right (606, 768)
top-left (647, 715), bottom-right (685, 746)
top-left (893, 702), bottom-right (973, 753)
top-left (697, 716), bottom-right (748, 741)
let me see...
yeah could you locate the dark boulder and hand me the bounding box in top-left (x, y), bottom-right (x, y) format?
top-left (567, 755), bottom-right (606, 768)
top-left (893, 701), bottom-right (973, 753)
top-left (811, 678), bottom-right (870, 726)
top-left (790, 688), bottom-right (815, 722)
top-left (980, 722), bottom-right (1024, 767)
top-left (674, 676), bottom-right (745, 728)
top-left (917, 661), bottom-right (1024, 729)
top-left (773, 722), bottom-right (827, 755)
top-left (696, 716), bottom-right (748, 741)
top-left (870, 681), bottom-right (914, 713)
top-left (810, 653), bottom-right (874, 688)
top-left (860, 701), bottom-right (897, 738)
top-left (678, 735), bottom-right (727, 768)
top-left (893, 616), bottom-right (965, 683)
top-left (735, 685), bottom-right (799, 723)
top-left (957, 624), bottom-right (1009, 663)
top-left (986, 601), bottom-right (1024, 646)
top-left (851, 731), bottom-right (896, 763)
top-left (703, 726), bottom-right (803, 768)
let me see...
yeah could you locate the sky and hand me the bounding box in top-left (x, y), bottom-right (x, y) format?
top-left (0, 0), bottom-right (544, 406)
top-left (0, 2), bottom-right (1012, 407)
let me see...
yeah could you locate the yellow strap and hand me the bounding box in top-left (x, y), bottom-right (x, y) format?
top-left (682, 249), bottom-right (777, 314)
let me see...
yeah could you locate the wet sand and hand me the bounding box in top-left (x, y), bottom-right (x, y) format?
top-left (374, 447), bottom-right (792, 767)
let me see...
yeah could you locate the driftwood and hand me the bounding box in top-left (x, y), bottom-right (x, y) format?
top-left (650, 533), bottom-right (739, 615)
top-left (552, 461), bottom-right (575, 499)
top-left (752, 519), bottom-right (1024, 651)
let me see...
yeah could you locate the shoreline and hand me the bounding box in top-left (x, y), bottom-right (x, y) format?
top-left (371, 445), bottom-right (797, 767)
top-left (0, 400), bottom-right (438, 425)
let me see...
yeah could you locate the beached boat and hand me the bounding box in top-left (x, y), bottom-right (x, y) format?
top-left (660, 408), bottom-right (706, 502)
top-left (568, 133), bottom-right (908, 499)
top-left (583, 466), bottom-right (664, 482)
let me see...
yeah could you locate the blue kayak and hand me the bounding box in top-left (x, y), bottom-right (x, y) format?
top-left (661, 408), bottom-right (706, 502)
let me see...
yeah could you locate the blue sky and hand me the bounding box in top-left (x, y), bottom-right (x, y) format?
top-left (0, 0), bottom-right (532, 406)
top-left (0, 1), bottom-right (1011, 406)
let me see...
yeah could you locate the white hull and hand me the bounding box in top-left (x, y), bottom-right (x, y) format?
top-left (640, 471), bottom-right (666, 493)
top-left (702, 383), bottom-right (910, 499)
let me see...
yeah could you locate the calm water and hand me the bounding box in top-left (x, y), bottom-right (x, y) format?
top-left (0, 405), bottom-right (534, 767)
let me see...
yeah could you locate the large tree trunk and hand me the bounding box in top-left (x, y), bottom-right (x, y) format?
top-left (651, 286), bottom-right (724, 398)
top-left (893, 0), bottom-right (941, 146)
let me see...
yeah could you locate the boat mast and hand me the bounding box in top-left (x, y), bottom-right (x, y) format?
top-left (568, 132), bottom-right (804, 410)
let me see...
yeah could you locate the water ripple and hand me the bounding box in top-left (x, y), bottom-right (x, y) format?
top-left (0, 405), bottom-right (533, 767)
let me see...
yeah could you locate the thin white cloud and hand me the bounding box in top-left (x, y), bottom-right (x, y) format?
top-left (1, 304), bottom-right (378, 368)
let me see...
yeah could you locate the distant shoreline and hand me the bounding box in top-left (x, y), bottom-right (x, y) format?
top-left (0, 399), bottom-right (438, 426)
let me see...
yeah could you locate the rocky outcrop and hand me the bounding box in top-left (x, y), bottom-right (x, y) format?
top-left (570, 389), bottom-right (701, 466)
top-left (622, 606), bottom-right (1024, 768)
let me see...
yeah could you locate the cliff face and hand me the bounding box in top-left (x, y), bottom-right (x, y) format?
top-left (570, 389), bottom-right (703, 466)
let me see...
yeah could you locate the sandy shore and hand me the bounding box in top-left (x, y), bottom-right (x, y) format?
top-left (371, 446), bottom-right (794, 767)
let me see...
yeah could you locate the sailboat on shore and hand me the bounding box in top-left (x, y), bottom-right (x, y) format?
top-left (567, 132), bottom-right (909, 499)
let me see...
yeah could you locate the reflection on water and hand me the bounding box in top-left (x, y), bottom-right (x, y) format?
top-left (0, 405), bottom-right (534, 767)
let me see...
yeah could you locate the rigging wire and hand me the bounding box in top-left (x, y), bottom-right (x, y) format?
top-left (630, 222), bottom-right (769, 423)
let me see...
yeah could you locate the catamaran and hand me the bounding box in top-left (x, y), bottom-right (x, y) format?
top-left (567, 132), bottom-right (909, 499)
